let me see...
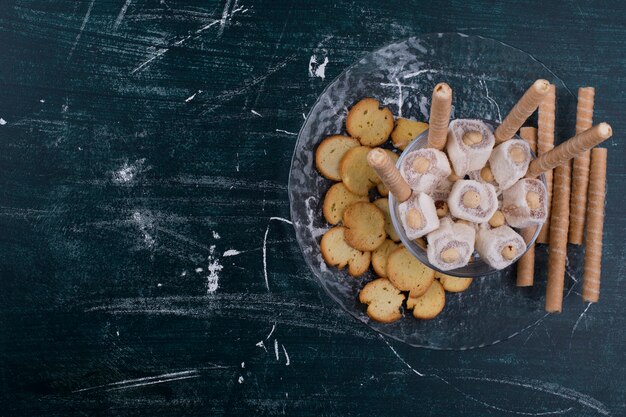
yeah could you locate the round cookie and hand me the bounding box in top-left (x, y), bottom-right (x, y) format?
top-left (323, 183), bottom-right (368, 225)
top-left (372, 198), bottom-right (400, 242)
top-left (372, 239), bottom-right (401, 278)
top-left (359, 278), bottom-right (405, 323)
top-left (346, 98), bottom-right (394, 146)
top-left (339, 146), bottom-right (382, 196)
top-left (407, 279), bottom-right (445, 319)
top-left (315, 135), bottom-right (360, 181)
top-left (435, 272), bottom-right (473, 292)
top-left (391, 118), bottom-right (429, 150)
top-left (342, 202), bottom-right (386, 252)
top-left (386, 246), bottom-right (435, 296)
top-left (320, 226), bottom-right (371, 277)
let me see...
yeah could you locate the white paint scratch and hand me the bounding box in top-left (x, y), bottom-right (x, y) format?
top-left (131, 48), bottom-right (168, 74)
top-left (281, 344), bottom-right (290, 366)
top-left (262, 217), bottom-right (293, 291)
top-left (218, 0), bottom-right (233, 37)
top-left (481, 79), bottom-right (502, 122)
top-left (381, 336), bottom-right (424, 377)
top-left (113, 0), bottom-right (132, 31)
top-left (402, 68), bottom-right (439, 80)
top-left (265, 323), bottom-right (276, 340)
top-left (255, 340), bottom-right (267, 352)
top-left (419, 96), bottom-right (429, 120)
top-left (206, 258), bottom-right (222, 293)
top-left (131, 211), bottom-right (155, 247)
top-left (223, 249), bottom-right (241, 257)
top-left (237, 376), bottom-right (244, 384)
top-left (195, 20), bottom-right (220, 34)
top-left (302, 112), bottom-right (306, 120)
top-left (241, 362), bottom-right (245, 368)
top-left (570, 302), bottom-right (592, 341)
top-left (73, 370), bottom-right (200, 393)
top-left (0, 118), bottom-right (6, 125)
top-left (212, 231), bottom-right (220, 239)
top-left (275, 129), bottom-right (297, 136)
top-left (251, 109), bottom-right (262, 117)
top-left (274, 339), bottom-right (280, 361)
top-left (195, 267), bottom-right (204, 273)
top-left (308, 55), bottom-right (329, 80)
top-left (185, 90), bottom-right (202, 102)
top-left (68, 0), bottom-right (95, 60)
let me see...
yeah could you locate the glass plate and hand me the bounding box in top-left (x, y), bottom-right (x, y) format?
top-left (289, 33), bottom-right (579, 349)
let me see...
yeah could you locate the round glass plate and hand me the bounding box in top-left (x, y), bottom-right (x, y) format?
top-left (289, 33), bottom-right (579, 349)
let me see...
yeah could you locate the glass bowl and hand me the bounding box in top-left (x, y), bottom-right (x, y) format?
top-left (289, 33), bottom-right (578, 349)
top-left (389, 119), bottom-right (546, 277)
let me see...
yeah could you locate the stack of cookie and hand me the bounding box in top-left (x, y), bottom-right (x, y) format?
top-left (316, 98), bottom-right (472, 323)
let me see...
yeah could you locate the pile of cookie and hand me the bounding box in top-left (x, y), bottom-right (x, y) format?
top-left (316, 98), bottom-right (472, 323)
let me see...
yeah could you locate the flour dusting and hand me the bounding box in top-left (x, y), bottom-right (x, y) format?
top-left (223, 249), bottom-right (241, 257)
top-left (206, 244), bottom-right (222, 294)
top-left (212, 231), bottom-right (220, 239)
top-left (308, 55), bottom-right (329, 80)
top-left (0, 118), bottom-right (6, 125)
top-left (131, 211), bottom-right (156, 247)
top-left (112, 158), bottom-right (147, 184)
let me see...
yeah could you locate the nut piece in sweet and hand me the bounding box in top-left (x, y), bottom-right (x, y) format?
top-left (441, 248), bottom-right (460, 263)
top-left (463, 130), bottom-right (483, 146)
top-left (412, 156), bottom-right (430, 174)
top-left (448, 172), bottom-right (461, 182)
top-left (489, 210), bottom-right (505, 228)
top-left (526, 191), bottom-right (540, 209)
top-left (480, 165), bottom-right (494, 182)
top-left (462, 190), bottom-right (481, 208)
top-left (435, 200), bottom-right (449, 217)
top-left (501, 245), bottom-right (517, 260)
top-left (407, 208), bottom-right (424, 229)
top-left (509, 146), bottom-right (526, 163)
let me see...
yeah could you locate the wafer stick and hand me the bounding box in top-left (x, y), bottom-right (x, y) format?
top-left (427, 83), bottom-right (452, 150)
top-left (494, 79), bottom-right (550, 144)
top-left (526, 123), bottom-right (612, 178)
top-left (367, 148), bottom-right (412, 203)
top-left (545, 162), bottom-right (571, 313)
top-left (516, 127), bottom-right (538, 286)
top-left (582, 148), bottom-right (607, 302)
top-left (519, 126), bottom-right (538, 153)
top-left (535, 84), bottom-right (556, 244)
top-left (569, 87), bottom-right (596, 244)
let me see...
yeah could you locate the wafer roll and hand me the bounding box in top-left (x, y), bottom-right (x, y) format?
top-left (367, 148), bottom-right (412, 203)
top-left (569, 87), bottom-right (595, 244)
top-left (582, 148), bottom-right (607, 303)
top-left (519, 126), bottom-right (538, 154)
top-left (527, 123), bottom-right (613, 178)
top-left (545, 162), bottom-right (571, 313)
top-left (494, 79), bottom-right (550, 144)
top-left (516, 127), bottom-right (539, 287)
top-left (535, 84), bottom-right (556, 244)
top-left (427, 83), bottom-right (452, 150)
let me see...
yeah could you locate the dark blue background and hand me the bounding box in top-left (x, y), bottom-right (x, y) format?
top-left (0, 1), bottom-right (624, 415)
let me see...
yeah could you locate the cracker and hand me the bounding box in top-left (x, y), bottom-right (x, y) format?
top-left (372, 197), bottom-right (400, 242)
top-left (375, 150), bottom-right (399, 196)
top-left (320, 226), bottom-right (371, 276)
top-left (407, 279), bottom-right (445, 319)
top-left (346, 98), bottom-right (394, 146)
top-left (343, 202), bottom-right (386, 252)
top-left (372, 239), bottom-right (401, 277)
top-left (435, 272), bottom-right (473, 293)
top-left (339, 146), bottom-right (382, 196)
top-left (323, 182), bottom-right (368, 225)
top-left (315, 135), bottom-right (360, 181)
top-left (359, 278), bottom-right (405, 323)
top-left (391, 118), bottom-right (429, 150)
top-left (386, 246), bottom-right (435, 296)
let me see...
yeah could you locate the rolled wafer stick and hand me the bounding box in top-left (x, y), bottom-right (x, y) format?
top-left (527, 123), bottom-right (613, 178)
top-left (569, 87), bottom-right (596, 244)
top-left (535, 84), bottom-right (556, 244)
top-left (582, 148), bottom-right (607, 303)
top-left (516, 127), bottom-right (538, 287)
top-left (519, 126), bottom-right (538, 153)
top-left (427, 83), bottom-right (452, 150)
top-left (517, 227), bottom-right (536, 287)
top-left (494, 79), bottom-right (550, 144)
top-left (545, 162), bottom-right (571, 313)
top-left (367, 148), bottom-right (412, 203)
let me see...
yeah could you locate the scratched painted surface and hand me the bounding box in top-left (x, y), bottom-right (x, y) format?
top-left (0, 1), bottom-right (624, 416)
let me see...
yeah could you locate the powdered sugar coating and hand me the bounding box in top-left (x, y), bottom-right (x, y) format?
top-left (489, 139), bottom-right (531, 190)
top-left (446, 119), bottom-right (495, 177)
top-left (448, 180), bottom-right (498, 223)
top-left (476, 225), bottom-right (526, 269)
top-left (400, 148), bottom-right (452, 195)
top-left (426, 218), bottom-right (476, 271)
top-left (502, 178), bottom-right (548, 228)
top-left (398, 192), bottom-right (440, 239)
